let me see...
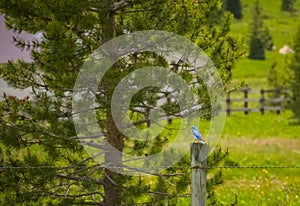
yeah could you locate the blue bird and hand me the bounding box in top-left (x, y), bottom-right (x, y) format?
top-left (192, 126), bottom-right (205, 144)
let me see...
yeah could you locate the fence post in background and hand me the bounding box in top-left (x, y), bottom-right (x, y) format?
top-left (191, 143), bottom-right (207, 206)
top-left (260, 89), bottom-right (265, 115)
top-left (275, 87), bottom-right (281, 115)
top-left (244, 87), bottom-right (249, 115)
top-left (226, 91), bottom-right (231, 116)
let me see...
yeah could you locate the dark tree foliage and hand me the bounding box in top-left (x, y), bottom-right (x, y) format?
top-left (248, 1), bottom-right (273, 60)
top-left (0, 0), bottom-right (244, 205)
top-left (249, 36), bottom-right (265, 60)
top-left (225, 0), bottom-right (243, 19)
top-left (281, 0), bottom-right (296, 12)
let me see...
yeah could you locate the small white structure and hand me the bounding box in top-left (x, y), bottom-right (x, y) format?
top-left (279, 45), bottom-right (294, 55)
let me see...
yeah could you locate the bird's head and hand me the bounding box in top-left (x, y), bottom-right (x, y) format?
top-left (191, 126), bottom-right (197, 130)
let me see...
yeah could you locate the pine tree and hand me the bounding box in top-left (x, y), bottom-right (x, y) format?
top-left (225, 0), bottom-right (243, 19)
top-left (281, 0), bottom-right (296, 12)
top-left (248, 1), bottom-right (273, 60)
top-left (0, 0), bottom-right (244, 205)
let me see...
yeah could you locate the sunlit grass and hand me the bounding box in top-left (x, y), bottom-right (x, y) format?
top-left (180, 0), bottom-right (300, 204)
top-left (229, 0), bottom-right (300, 90)
top-left (222, 110), bottom-right (300, 139)
top-left (212, 110), bottom-right (300, 205)
top-left (216, 177), bottom-right (300, 205)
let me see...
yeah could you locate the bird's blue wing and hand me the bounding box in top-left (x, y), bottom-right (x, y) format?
top-left (192, 128), bottom-right (201, 139)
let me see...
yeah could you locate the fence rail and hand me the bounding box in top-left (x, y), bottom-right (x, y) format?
top-left (226, 87), bottom-right (291, 115)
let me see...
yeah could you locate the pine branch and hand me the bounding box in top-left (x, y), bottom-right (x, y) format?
top-left (56, 173), bottom-right (104, 185)
top-left (115, 8), bottom-right (155, 14)
top-left (71, 133), bottom-right (107, 140)
top-left (147, 191), bottom-right (189, 197)
top-left (49, 191), bottom-right (103, 198)
top-left (80, 141), bottom-right (106, 150)
top-left (111, 0), bottom-right (132, 13)
top-left (88, 7), bottom-right (99, 13)
top-left (84, 202), bottom-right (105, 206)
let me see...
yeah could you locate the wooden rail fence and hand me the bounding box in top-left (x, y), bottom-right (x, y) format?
top-left (226, 87), bottom-right (290, 115)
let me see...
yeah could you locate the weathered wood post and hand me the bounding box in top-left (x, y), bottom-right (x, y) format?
top-left (260, 89), bottom-right (265, 115)
top-left (226, 91), bottom-right (231, 116)
top-left (191, 143), bottom-right (207, 206)
top-left (244, 87), bottom-right (249, 115)
top-left (275, 87), bottom-right (281, 115)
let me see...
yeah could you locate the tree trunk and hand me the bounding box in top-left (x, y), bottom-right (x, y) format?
top-left (103, 115), bottom-right (124, 206)
top-left (100, 0), bottom-right (122, 205)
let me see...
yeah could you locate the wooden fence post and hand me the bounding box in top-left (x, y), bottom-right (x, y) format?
top-left (191, 143), bottom-right (207, 206)
top-left (244, 87), bottom-right (249, 115)
top-left (225, 87), bottom-right (288, 115)
top-left (226, 92), bottom-right (231, 116)
top-left (275, 87), bottom-right (281, 115)
top-left (260, 89), bottom-right (265, 115)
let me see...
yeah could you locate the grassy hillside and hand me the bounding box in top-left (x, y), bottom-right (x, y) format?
top-left (212, 0), bottom-right (300, 205)
top-left (217, 111), bottom-right (300, 205)
top-left (229, 0), bottom-right (300, 87)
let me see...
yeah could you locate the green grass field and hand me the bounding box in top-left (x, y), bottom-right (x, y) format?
top-left (230, 0), bottom-right (300, 88)
top-left (216, 111), bottom-right (300, 205)
top-left (210, 0), bottom-right (300, 205)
